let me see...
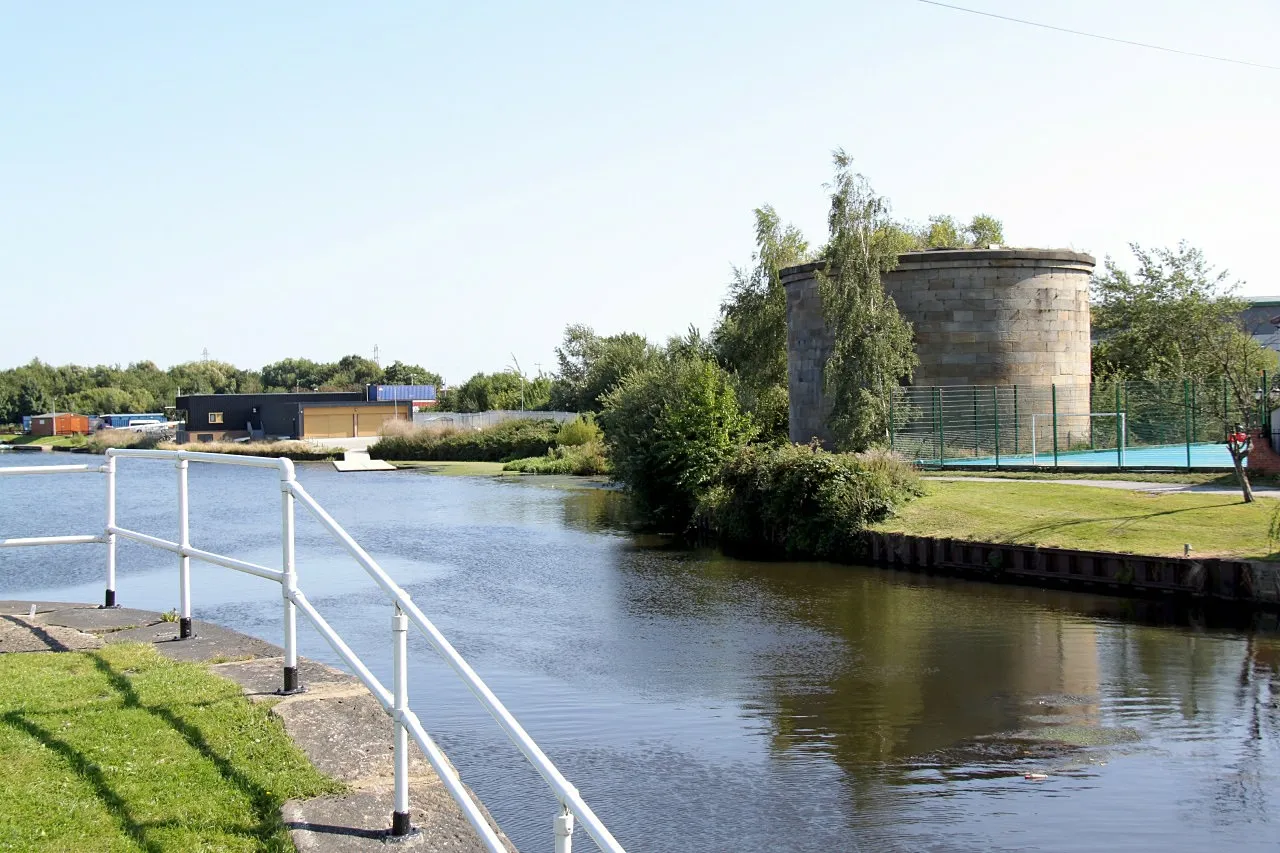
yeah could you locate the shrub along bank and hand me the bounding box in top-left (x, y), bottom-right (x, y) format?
top-left (370, 418), bottom-right (590, 464)
top-left (699, 443), bottom-right (922, 561)
top-left (598, 345), bottom-right (921, 560)
top-left (503, 442), bottom-right (609, 475)
top-left (502, 415), bottom-right (610, 475)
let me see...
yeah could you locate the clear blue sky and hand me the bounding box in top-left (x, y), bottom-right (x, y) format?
top-left (3, 1), bottom-right (1276, 384)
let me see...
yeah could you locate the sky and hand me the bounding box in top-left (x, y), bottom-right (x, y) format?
top-left (2, 1), bottom-right (1277, 384)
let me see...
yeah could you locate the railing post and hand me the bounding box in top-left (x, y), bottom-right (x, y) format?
top-left (1116, 382), bottom-right (1124, 469)
top-left (280, 471), bottom-right (302, 694)
top-left (887, 386), bottom-right (895, 452)
top-left (555, 804), bottom-right (575, 853)
top-left (992, 386), bottom-right (1001, 467)
top-left (1184, 378), bottom-right (1192, 470)
top-left (1051, 384), bottom-right (1059, 469)
top-left (972, 387), bottom-right (979, 457)
top-left (391, 605), bottom-right (413, 838)
top-left (176, 456), bottom-right (193, 639)
top-left (937, 388), bottom-right (946, 466)
top-left (103, 453), bottom-right (118, 608)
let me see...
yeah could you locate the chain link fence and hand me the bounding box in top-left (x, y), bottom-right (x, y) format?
top-left (889, 378), bottom-right (1263, 469)
top-left (411, 409), bottom-right (579, 431)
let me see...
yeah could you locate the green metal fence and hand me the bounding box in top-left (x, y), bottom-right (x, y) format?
top-left (888, 377), bottom-right (1259, 469)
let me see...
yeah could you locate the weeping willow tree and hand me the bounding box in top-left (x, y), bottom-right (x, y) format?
top-left (713, 206), bottom-right (812, 439)
top-left (817, 150), bottom-right (918, 450)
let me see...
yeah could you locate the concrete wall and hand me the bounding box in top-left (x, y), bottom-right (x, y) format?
top-left (782, 248), bottom-right (1096, 445)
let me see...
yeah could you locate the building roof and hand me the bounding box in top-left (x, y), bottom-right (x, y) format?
top-left (1242, 301), bottom-right (1280, 337)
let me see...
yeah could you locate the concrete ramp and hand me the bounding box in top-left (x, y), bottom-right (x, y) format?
top-left (333, 450), bottom-right (395, 472)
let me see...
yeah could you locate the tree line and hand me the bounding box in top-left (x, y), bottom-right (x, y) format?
top-left (0, 356), bottom-right (442, 423)
top-left (6, 148), bottom-right (1267, 513)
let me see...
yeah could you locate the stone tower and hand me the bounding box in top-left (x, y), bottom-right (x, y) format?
top-left (781, 248), bottom-right (1096, 446)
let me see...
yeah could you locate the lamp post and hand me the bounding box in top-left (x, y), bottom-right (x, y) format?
top-left (509, 354), bottom-right (526, 412)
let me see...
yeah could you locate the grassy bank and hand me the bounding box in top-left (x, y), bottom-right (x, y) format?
top-left (371, 418), bottom-right (562, 462)
top-left (921, 470), bottom-right (1273, 487)
top-left (390, 460), bottom-right (513, 476)
top-left (157, 440), bottom-right (344, 461)
top-left (503, 441), bottom-right (609, 475)
top-left (0, 434), bottom-right (87, 449)
top-left (874, 480), bottom-right (1278, 559)
top-left (3, 432), bottom-right (342, 462)
top-left (373, 417), bottom-right (610, 475)
top-left (0, 643), bottom-right (341, 851)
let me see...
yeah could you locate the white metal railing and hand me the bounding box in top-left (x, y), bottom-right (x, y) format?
top-left (0, 449), bottom-right (623, 853)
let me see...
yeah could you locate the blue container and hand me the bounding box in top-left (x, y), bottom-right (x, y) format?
top-left (369, 384), bottom-right (437, 402)
top-left (99, 413), bottom-right (168, 428)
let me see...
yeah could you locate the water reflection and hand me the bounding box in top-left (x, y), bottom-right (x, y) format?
top-left (4, 455), bottom-right (1280, 851)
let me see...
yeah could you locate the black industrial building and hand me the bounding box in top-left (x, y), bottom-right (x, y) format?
top-left (175, 392), bottom-right (412, 441)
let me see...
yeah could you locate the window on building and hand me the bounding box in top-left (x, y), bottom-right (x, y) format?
top-left (208, 412), bottom-right (224, 424)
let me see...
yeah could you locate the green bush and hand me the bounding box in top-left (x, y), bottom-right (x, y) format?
top-left (503, 441), bottom-right (610, 475)
top-left (369, 419), bottom-right (560, 462)
top-left (699, 442), bottom-right (921, 561)
top-left (554, 415), bottom-right (602, 447)
top-left (599, 355), bottom-right (757, 531)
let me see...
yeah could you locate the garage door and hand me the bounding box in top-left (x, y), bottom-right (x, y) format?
top-left (355, 407), bottom-right (406, 437)
top-left (302, 409), bottom-right (354, 438)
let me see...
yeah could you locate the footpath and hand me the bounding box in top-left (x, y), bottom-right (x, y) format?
top-left (0, 600), bottom-right (511, 853)
top-left (924, 476), bottom-right (1280, 499)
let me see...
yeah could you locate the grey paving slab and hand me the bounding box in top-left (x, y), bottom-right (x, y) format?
top-left (211, 656), bottom-right (364, 701)
top-left (0, 614), bottom-right (102, 653)
top-left (0, 600), bottom-right (90, 615)
top-left (42, 606), bottom-right (160, 633)
top-left (284, 780), bottom-right (509, 852)
top-left (273, 690), bottom-right (435, 783)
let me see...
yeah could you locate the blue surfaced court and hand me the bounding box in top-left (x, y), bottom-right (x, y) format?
top-left (926, 442), bottom-right (1235, 469)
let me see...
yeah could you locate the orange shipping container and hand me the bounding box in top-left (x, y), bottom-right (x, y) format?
top-left (28, 413), bottom-right (91, 436)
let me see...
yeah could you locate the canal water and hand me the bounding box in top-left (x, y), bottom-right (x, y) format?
top-left (3, 453), bottom-right (1280, 852)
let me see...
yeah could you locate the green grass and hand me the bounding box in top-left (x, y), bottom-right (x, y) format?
top-left (921, 470), bottom-right (1270, 487)
top-left (0, 434), bottom-right (87, 448)
top-left (873, 480), bottom-right (1280, 559)
top-left (390, 460), bottom-right (512, 476)
top-left (0, 643), bottom-right (341, 852)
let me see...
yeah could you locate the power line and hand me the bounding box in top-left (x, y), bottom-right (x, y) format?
top-left (916, 0), bottom-right (1280, 72)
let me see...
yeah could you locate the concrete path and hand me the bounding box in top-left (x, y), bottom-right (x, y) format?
top-left (0, 600), bottom-right (512, 852)
top-left (925, 475), bottom-right (1280, 498)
